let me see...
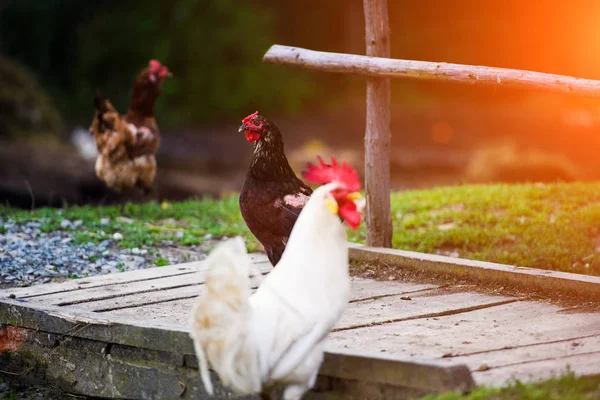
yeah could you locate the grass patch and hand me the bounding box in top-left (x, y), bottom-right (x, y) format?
top-left (154, 257), bottom-right (169, 267)
top-left (0, 196), bottom-right (256, 251)
top-left (419, 372), bottom-right (600, 399)
top-left (2, 182), bottom-right (600, 275)
top-left (369, 182), bottom-right (600, 276)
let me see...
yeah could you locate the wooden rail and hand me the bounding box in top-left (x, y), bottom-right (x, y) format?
top-left (263, 45), bottom-right (600, 97)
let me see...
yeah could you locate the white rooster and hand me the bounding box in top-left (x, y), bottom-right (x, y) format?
top-left (189, 156), bottom-right (364, 400)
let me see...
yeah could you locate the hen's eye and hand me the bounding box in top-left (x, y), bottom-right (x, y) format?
top-left (252, 119), bottom-right (260, 126)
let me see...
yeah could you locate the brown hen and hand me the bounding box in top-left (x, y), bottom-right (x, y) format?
top-left (90, 59), bottom-right (171, 193)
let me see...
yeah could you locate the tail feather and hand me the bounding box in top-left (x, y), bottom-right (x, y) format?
top-left (94, 89), bottom-right (108, 113)
top-left (93, 89), bottom-right (117, 127)
top-left (189, 237), bottom-right (261, 395)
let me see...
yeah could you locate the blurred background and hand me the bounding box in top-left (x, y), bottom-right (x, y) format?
top-left (2, 0), bottom-right (600, 208)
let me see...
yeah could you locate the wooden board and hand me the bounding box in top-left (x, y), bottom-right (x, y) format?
top-left (349, 244), bottom-right (600, 301)
top-left (328, 300), bottom-right (600, 358)
top-left (2, 246), bottom-right (600, 399)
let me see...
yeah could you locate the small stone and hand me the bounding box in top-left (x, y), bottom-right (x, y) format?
top-left (204, 234), bottom-right (213, 239)
top-left (60, 219), bottom-right (72, 228)
top-left (117, 217), bottom-right (134, 224)
top-left (131, 248), bottom-right (143, 255)
top-left (61, 238), bottom-right (72, 244)
top-left (112, 232), bottom-right (123, 241)
top-left (100, 218), bottom-right (110, 226)
top-left (176, 231), bottom-right (185, 239)
top-left (73, 220), bottom-right (83, 227)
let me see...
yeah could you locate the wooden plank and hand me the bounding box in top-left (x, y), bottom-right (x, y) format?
top-left (448, 334), bottom-right (600, 372)
top-left (318, 348), bottom-right (475, 394)
top-left (328, 301), bottom-right (600, 360)
top-left (363, 0), bottom-right (392, 247)
top-left (473, 351), bottom-right (600, 386)
top-left (99, 281), bottom-right (438, 324)
top-left (349, 244), bottom-right (600, 302)
top-left (72, 277), bottom-right (437, 313)
top-left (348, 277), bottom-right (438, 302)
top-left (336, 290), bottom-right (516, 331)
top-left (263, 45), bottom-right (600, 99)
top-left (2, 254), bottom-right (269, 299)
top-left (0, 298), bottom-right (196, 354)
top-left (23, 262), bottom-right (272, 307)
top-left (105, 288), bottom-right (516, 329)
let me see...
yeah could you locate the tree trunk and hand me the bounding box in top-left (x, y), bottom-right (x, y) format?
top-left (363, 0), bottom-right (392, 247)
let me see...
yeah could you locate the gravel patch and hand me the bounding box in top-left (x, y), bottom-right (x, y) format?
top-left (0, 219), bottom-right (210, 288)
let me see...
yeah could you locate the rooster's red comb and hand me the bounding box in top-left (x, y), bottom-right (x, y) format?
top-left (242, 111), bottom-right (259, 125)
top-left (302, 156), bottom-right (360, 192)
top-left (149, 59), bottom-right (162, 70)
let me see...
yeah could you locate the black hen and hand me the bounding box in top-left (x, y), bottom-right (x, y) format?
top-left (238, 112), bottom-right (312, 266)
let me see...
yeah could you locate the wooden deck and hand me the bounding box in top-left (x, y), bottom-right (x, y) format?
top-left (1, 248), bottom-right (600, 399)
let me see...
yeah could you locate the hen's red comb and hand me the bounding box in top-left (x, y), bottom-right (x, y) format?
top-left (302, 156), bottom-right (360, 192)
top-left (149, 60), bottom-right (161, 70)
top-left (242, 111), bottom-right (258, 125)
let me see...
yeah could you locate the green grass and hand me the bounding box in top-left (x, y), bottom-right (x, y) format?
top-left (419, 372), bottom-right (600, 400)
top-left (377, 182), bottom-right (600, 276)
top-left (2, 182), bottom-right (600, 275)
top-left (0, 196), bottom-right (260, 252)
top-left (153, 257), bottom-right (169, 267)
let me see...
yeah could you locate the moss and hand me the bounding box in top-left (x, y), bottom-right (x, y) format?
top-left (419, 370), bottom-right (600, 399)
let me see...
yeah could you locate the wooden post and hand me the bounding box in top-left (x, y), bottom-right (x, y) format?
top-left (363, 0), bottom-right (392, 247)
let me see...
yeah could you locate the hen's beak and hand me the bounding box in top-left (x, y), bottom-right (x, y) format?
top-left (347, 192), bottom-right (362, 201)
top-left (348, 192), bottom-right (366, 213)
top-left (238, 124), bottom-right (247, 133)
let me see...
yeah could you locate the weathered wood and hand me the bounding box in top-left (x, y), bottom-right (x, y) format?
top-left (0, 304), bottom-right (476, 398)
top-left (103, 282), bottom-right (441, 326)
top-left (449, 334), bottom-right (600, 371)
top-left (88, 278), bottom-right (435, 313)
top-left (318, 348), bottom-right (475, 394)
top-left (336, 290), bottom-right (516, 331)
top-left (0, 327), bottom-right (257, 400)
top-left (328, 300), bottom-right (600, 362)
top-left (263, 45), bottom-right (600, 98)
top-left (104, 288), bottom-right (515, 330)
top-left (473, 351), bottom-right (600, 386)
top-left (3, 254), bottom-right (270, 299)
top-left (349, 244), bottom-right (600, 302)
top-left (363, 0), bottom-right (393, 248)
top-left (24, 262), bottom-right (271, 307)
